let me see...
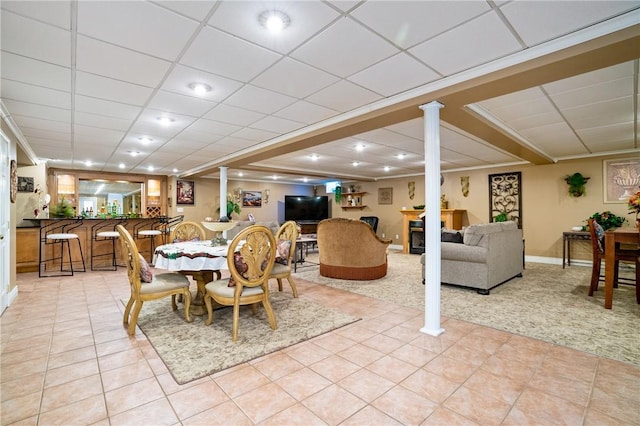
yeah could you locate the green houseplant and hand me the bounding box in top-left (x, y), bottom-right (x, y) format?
top-left (564, 172), bottom-right (590, 197)
top-left (585, 211), bottom-right (626, 231)
top-left (49, 196), bottom-right (76, 218)
top-left (216, 194), bottom-right (241, 220)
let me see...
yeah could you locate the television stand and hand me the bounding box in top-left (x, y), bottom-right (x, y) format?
top-left (296, 221), bottom-right (318, 235)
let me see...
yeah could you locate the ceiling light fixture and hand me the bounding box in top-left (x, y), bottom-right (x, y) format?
top-left (85, 160), bottom-right (92, 167)
top-left (396, 153), bottom-right (406, 159)
top-left (303, 178), bottom-right (308, 183)
top-left (156, 117), bottom-right (175, 126)
top-left (355, 144), bottom-right (365, 152)
top-left (138, 137), bottom-right (153, 144)
top-left (272, 175), bottom-right (278, 180)
top-left (384, 166), bottom-right (391, 172)
top-left (147, 165), bottom-right (154, 172)
top-left (352, 161), bottom-right (360, 167)
top-left (119, 163), bottom-right (126, 169)
top-left (309, 154), bottom-right (319, 161)
top-left (188, 82), bottom-right (212, 96)
top-left (172, 168), bottom-right (178, 173)
top-left (258, 9), bottom-right (290, 32)
top-left (128, 151), bottom-right (140, 157)
top-left (238, 172), bottom-right (244, 177)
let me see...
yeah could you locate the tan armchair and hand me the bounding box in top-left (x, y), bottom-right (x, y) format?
top-left (269, 221), bottom-right (299, 297)
top-left (204, 225), bottom-right (277, 341)
top-left (317, 218), bottom-right (392, 280)
top-left (116, 225), bottom-right (192, 335)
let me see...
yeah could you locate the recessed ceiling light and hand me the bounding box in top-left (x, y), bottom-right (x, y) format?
top-left (352, 161), bottom-right (360, 167)
top-left (238, 172), bottom-right (244, 177)
top-left (384, 166), bottom-right (391, 172)
top-left (302, 177), bottom-right (308, 183)
top-left (188, 82), bottom-right (212, 96)
top-left (85, 160), bottom-right (92, 167)
top-left (272, 175), bottom-right (278, 180)
top-left (355, 144), bottom-right (365, 152)
top-left (156, 117), bottom-right (175, 126)
top-left (396, 153), bottom-right (406, 159)
top-left (119, 163), bottom-right (126, 169)
top-left (138, 137), bottom-right (154, 144)
top-left (172, 168), bottom-right (178, 173)
top-left (309, 154), bottom-right (319, 161)
top-left (258, 10), bottom-right (290, 32)
top-left (147, 165), bottom-right (154, 172)
top-left (128, 151), bottom-right (141, 157)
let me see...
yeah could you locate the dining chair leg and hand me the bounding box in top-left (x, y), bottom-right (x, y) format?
top-left (263, 298), bottom-right (277, 330)
top-left (123, 297), bottom-right (134, 327)
top-left (232, 305), bottom-right (241, 341)
top-left (287, 277), bottom-right (299, 298)
top-left (183, 290), bottom-right (192, 323)
top-left (128, 301), bottom-right (143, 335)
top-left (204, 295), bottom-right (214, 326)
top-left (589, 260), bottom-right (600, 296)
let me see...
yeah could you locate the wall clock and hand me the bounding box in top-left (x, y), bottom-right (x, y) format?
top-left (10, 159), bottom-right (17, 203)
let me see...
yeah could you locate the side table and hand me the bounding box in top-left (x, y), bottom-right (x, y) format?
top-left (562, 231), bottom-right (590, 268)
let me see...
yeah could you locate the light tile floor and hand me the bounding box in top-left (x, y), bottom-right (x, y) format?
top-left (1, 269), bottom-right (639, 425)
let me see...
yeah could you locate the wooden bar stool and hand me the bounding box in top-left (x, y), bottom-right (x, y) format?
top-left (90, 217), bottom-right (128, 271)
top-left (39, 218), bottom-right (86, 277)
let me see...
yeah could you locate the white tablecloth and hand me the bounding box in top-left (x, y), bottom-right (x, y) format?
top-left (153, 241), bottom-right (229, 272)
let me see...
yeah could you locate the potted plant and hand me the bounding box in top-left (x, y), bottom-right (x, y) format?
top-left (217, 194), bottom-right (241, 221)
top-left (494, 212), bottom-right (508, 222)
top-left (585, 211), bottom-right (626, 231)
top-left (49, 196), bottom-right (76, 218)
top-left (564, 173), bottom-right (590, 197)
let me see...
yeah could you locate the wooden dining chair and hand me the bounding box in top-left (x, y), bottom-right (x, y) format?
top-left (169, 221), bottom-right (206, 243)
top-left (203, 225), bottom-right (277, 341)
top-left (587, 219), bottom-right (639, 302)
top-left (116, 225), bottom-right (192, 335)
top-left (269, 220), bottom-right (299, 298)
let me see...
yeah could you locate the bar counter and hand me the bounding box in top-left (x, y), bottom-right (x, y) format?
top-left (18, 217), bottom-right (165, 274)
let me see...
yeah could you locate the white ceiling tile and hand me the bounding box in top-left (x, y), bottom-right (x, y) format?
top-left (479, 87), bottom-right (546, 110)
top-left (74, 124), bottom-right (125, 144)
top-left (76, 35), bottom-right (172, 87)
top-left (1, 11), bottom-right (70, 67)
top-left (177, 128), bottom-right (225, 144)
top-left (506, 111), bottom-right (564, 132)
top-left (231, 127), bottom-right (278, 142)
top-left (152, 1), bottom-right (215, 21)
top-left (208, 1), bottom-right (340, 54)
top-left (1, 52), bottom-right (70, 92)
top-left (252, 58), bottom-right (339, 98)
top-left (409, 12), bottom-right (522, 76)
top-left (77, 1), bottom-right (199, 61)
top-left (187, 118), bottom-right (242, 136)
top-left (563, 97), bottom-right (635, 129)
top-left (1, 0), bottom-right (70, 28)
top-left (518, 122), bottom-right (585, 157)
top-left (20, 127), bottom-right (70, 142)
top-left (352, 1), bottom-right (490, 48)
top-left (501, 1), bottom-right (640, 47)
top-left (291, 17), bottom-right (398, 78)
top-left (305, 80), bottom-right (381, 112)
top-left (159, 138), bottom-right (210, 154)
top-left (348, 53), bottom-right (440, 97)
top-left (12, 115), bottom-right (71, 134)
top-left (1, 79), bottom-right (71, 109)
top-left (550, 76), bottom-right (634, 109)
top-left (129, 109), bottom-right (198, 139)
top-left (161, 64), bottom-right (244, 102)
top-left (3, 99), bottom-right (70, 122)
top-left (73, 112), bottom-right (133, 132)
top-left (74, 95), bottom-right (141, 120)
top-left (75, 72), bottom-right (153, 106)
top-left (249, 116), bottom-right (305, 134)
top-left (274, 101), bottom-right (339, 124)
top-left (180, 26), bottom-right (281, 82)
top-left (224, 85), bottom-right (297, 115)
top-left (543, 61), bottom-right (634, 94)
top-left (204, 104), bottom-right (265, 127)
top-left (148, 91), bottom-right (216, 117)
top-left (577, 122), bottom-right (635, 145)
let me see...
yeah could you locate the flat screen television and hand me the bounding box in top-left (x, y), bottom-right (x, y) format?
top-left (284, 195), bottom-right (329, 223)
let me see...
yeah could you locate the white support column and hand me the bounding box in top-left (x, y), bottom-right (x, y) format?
top-left (420, 101), bottom-right (445, 337)
top-left (219, 166), bottom-right (228, 221)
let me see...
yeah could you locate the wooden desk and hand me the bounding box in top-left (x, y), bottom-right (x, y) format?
top-left (562, 231), bottom-right (590, 268)
top-left (400, 209), bottom-right (465, 253)
top-left (604, 227), bottom-right (639, 309)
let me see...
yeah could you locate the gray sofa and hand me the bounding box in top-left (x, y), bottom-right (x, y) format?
top-left (225, 220), bottom-right (280, 240)
top-left (421, 221), bottom-right (523, 294)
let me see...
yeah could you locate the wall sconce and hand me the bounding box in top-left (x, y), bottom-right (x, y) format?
top-left (264, 188), bottom-right (270, 204)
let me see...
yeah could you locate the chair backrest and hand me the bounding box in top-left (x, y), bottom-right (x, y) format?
top-left (116, 224), bottom-right (142, 294)
top-left (275, 221), bottom-right (298, 267)
top-left (170, 221), bottom-right (206, 243)
top-left (360, 216), bottom-right (379, 233)
top-left (227, 225), bottom-right (276, 290)
top-left (587, 218), bottom-right (604, 256)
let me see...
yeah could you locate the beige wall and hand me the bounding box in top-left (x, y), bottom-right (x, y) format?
top-left (15, 164), bottom-right (47, 227)
top-left (2, 120), bottom-right (19, 294)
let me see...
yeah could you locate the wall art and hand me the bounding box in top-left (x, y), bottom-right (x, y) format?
top-left (488, 171), bottom-right (522, 228)
top-left (603, 158), bottom-right (640, 203)
top-left (241, 190), bottom-right (262, 207)
top-left (176, 180), bottom-right (195, 205)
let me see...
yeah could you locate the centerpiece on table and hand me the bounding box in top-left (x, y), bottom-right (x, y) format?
top-left (584, 211), bottom-right (626, 231)
top-left (627, 188), bottom-right (640, 230)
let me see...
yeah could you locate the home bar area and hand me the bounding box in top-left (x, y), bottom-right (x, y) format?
top-left (17, 168), bottom-right (169, 274)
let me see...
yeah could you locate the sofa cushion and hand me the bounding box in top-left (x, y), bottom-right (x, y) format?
top-left (463, 221), bottom-right (514, 247)
top-left (275, 238), bottom-right (292, 265)
top-left (441, 242), bottom-right (487, 263)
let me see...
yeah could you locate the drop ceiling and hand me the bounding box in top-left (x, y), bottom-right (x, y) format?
top-left (1, 1), bottom-right (639, 186)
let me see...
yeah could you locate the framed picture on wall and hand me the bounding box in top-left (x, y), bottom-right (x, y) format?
top-left (17, 176), bottom-right (34, 193)
top-left (603, 158), bottom-right (640, 203)
top-left (378, 187), bottom-right (393, 205)
top-left (488, 171), bottom-right (522, 228)
top-left (176, 180), bottom-right (195, 205)
top-left (241, 191), bottom-right (262, 207)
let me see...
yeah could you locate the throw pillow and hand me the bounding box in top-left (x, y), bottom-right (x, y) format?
top-left (228, 251), bottom-right (249, 287)
top-left (593, 221), bottom-right (605, 252)
top-left (441, 230), bottom-right (463, 243)
top-left (139, 254), bottom-right (153, 283)
top-left (275, 239), bottom-right (292, 265)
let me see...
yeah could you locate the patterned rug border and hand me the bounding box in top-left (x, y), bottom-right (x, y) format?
top-left (133, 292), bottom-right (360, 384)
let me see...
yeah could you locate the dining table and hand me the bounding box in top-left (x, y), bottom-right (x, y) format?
top-left (603, 227), bottom-right (640, 309)
top-left (153, 240), bottom-right (233, 315)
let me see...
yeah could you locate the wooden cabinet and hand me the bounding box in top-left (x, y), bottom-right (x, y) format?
top-left (341, 192), bottom-right (367, 210)
top-left (400, 209), bottom-right (466, 253)
top-left (16, 227), bottom-right (40, 273)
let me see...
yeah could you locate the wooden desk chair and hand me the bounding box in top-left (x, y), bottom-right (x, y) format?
top-left (269, 220), bottom-right (299, 298)
top-left (204, 225), bottom-right (277, 341)
top-left (587, 219), bottom-right (639, 302)
top-left (116, 225), bottom-right (192, 335)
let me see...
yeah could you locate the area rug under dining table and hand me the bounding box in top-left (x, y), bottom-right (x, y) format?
top-left (135, 292), bottom-right (359, 384)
